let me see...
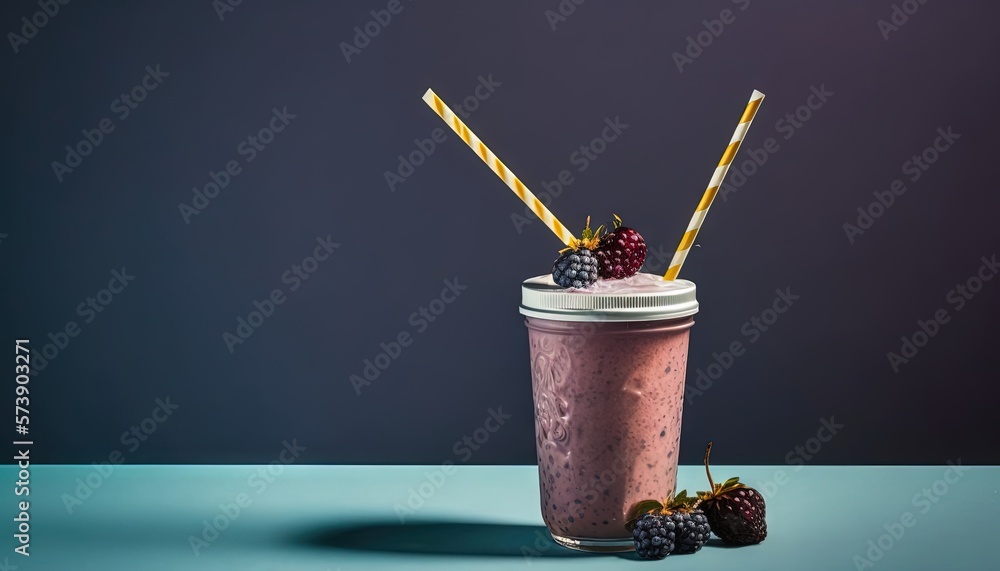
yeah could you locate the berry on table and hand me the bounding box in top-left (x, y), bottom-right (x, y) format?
top-left (670, 508), bottom-right (711, 554)
top-left (697, 442), bottom-right (768, 545)
top-left (630, 513), bottom-right (675, 560)
top-left (625, 490), bottom-right (709, 558)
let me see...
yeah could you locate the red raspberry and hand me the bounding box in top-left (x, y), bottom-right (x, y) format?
top-left (595, 214), bottom-right (646, 279)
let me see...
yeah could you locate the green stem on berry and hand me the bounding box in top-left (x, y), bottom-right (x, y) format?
top-left (581, 216), bottom-right (593, 242)
top-left (704, 442), bottom-right (715, 493)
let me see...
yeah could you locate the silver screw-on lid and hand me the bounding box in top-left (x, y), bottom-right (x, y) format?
top-left (519, 273), bottom-right (698, 322)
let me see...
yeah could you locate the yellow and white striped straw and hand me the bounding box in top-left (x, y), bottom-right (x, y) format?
top-left (664, 89), bottom-right (765, 281)
top-left (421, 88), bottom-right (576, 247)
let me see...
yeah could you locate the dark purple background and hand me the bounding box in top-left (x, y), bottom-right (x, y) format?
top-left (2, 0), bottom-right (998, 465)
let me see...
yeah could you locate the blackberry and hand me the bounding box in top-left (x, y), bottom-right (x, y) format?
top-left (697, 442), bottom-right (768, 545)
top-left (670, 510), bottom-right (711, 554)
top-left (595, 214), bottom-right (646, 279)
top-left (551, 217), bottom-right (602, 289)
top-left (626, 490), bottom-right (705, 558)
top-left (552, 249), bottom-right (599, 288)
top-left (630, 514), bottom-right (675, 560)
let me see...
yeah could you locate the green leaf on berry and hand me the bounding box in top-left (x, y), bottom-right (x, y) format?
top-left (671, 490), bottom-right (696, 508)
top-left (624, 499), bottom-right (664, 530)
top-left (722, 476), bottom-right (741, 488)
top-left (666, 489), bottom-right (703, 512)
top-left (564, 216), bottom-right (603, 252)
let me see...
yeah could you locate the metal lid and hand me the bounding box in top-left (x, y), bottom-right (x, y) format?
top-left (519, 273), bottom-right (698, 322)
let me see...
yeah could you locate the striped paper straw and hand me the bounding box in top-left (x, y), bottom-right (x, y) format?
top-left (422, 88), bottom-right (576, 247)
top-left (664, 89), bottom-right (765, 281)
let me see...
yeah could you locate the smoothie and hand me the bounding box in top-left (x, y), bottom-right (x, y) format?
top-left (520, 273), bottom-right (698, 551)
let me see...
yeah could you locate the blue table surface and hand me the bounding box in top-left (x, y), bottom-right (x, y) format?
top-left (1, 465), bottom-right (996, 570)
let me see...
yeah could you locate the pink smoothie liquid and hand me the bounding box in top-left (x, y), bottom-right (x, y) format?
top-left (525, 315), bottom-right (693, 551)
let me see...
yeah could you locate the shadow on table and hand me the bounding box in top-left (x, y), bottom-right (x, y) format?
top-left (294, 520), bottom-right (589, 558)
top-left (705, 538), bottom-right (742, 549)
